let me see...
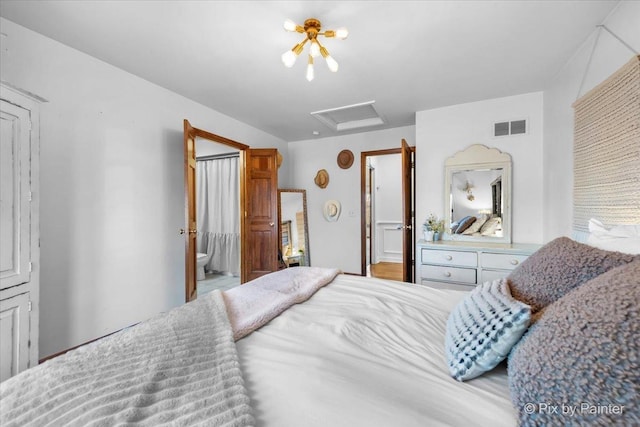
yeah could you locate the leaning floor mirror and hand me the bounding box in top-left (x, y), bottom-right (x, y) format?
top-left (278, 189), bottom-right (310, 267)
top-left (444, 144), bottom-right (512, 243)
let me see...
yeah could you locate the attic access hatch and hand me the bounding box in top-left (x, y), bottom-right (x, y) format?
top-left (311, 101), bottom-right (385, 132)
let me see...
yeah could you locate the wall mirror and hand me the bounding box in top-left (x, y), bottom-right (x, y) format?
top-left (278, 189), bottom-right (310, 267)
top-left (444, 144), bottom-right (512, 243)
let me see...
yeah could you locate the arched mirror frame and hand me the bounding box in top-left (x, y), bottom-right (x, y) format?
top-left (277, 189), bottom-right (311, 267)
top-left (444, 144), bottom-right (512, 244)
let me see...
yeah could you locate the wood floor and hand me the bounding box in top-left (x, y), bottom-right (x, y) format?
top-left (369, 262), bottom-right (403, 281)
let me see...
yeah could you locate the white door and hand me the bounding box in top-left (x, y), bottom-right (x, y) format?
top-left (0, 100), bottom-right (31, 289)
top-left (0, 293), bottom-right (30, 382)
top-left (0, 86), bottom-right (40, 382)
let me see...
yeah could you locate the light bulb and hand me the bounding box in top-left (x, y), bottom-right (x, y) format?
top-left (335, 27), bottom-right (349, 39)
top-left (282, 50), bottom-right (297, 68)
top-left (306, 55), bottom-right (314, 81)
top-left (309, 41), bottom-right (320, 58)
top-left (283, 19), bottom-right (297, 32)
top-left (325, 55), bottom-right (339, 72)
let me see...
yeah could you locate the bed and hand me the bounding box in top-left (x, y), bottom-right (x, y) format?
top-left (235, 274), bottom-right (515, 427)
top-left (1, 233), bottom-right (638, 426)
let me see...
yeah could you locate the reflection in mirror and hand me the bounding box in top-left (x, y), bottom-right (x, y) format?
top-left (278, 189), bottom-right (310, 267)
top-left (451, 169), bottom-right (503, 237)
top-left (444, 145), bottom-right (512, 243)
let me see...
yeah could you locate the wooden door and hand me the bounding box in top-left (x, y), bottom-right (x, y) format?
top-left (183, 120), bottom-right (250, 301)
top-left (183, 120), bottom-right (198, 302)
top-left (241, 149), bottom-right (279, 282)
top-left (401, 139), bottom-right (414, 283)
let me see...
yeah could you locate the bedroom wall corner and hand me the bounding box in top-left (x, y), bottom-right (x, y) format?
top-left (542, 1), bottom-right (640, 242)
top-left (0, 17), bottom-right (288, 359)
top-left (287, 126), bottom-right (416, 275)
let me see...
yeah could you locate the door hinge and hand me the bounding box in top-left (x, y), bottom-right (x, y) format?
top-left (28, 301), bottom-right (32, 312)
top-left (28, 191), bottom-right (33, 201)
top-left (29, 262), bottom-right (33, 272)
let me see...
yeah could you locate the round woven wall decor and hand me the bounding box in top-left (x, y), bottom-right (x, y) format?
top-left (337, 150), bottom-right (354, 169)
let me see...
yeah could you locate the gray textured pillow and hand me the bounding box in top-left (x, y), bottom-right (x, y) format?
top-left (507, 237), bottom-right (639, 313)
top-left (508, 261), bottom-right (640, 426)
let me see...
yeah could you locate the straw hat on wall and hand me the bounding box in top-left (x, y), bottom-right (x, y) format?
top-left (314, 169), bottom-right (329, 188)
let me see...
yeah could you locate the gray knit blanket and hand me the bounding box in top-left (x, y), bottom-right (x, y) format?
top-left (0, 291), bottom-right (254, 426)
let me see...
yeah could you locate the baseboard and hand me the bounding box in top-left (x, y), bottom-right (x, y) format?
top-left (39, 324), bottom-right (137, 364)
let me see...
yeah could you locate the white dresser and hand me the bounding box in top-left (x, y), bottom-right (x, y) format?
top-left (416, 240), bottom-right (541, 290)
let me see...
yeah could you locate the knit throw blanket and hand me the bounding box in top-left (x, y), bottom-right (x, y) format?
top-left (223, 267), bottom-right (341, 340)
top-left (0, 291), bottom-right (254, 427)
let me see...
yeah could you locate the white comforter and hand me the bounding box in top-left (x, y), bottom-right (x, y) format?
top-left (235, 274), bottom-right (517, 427)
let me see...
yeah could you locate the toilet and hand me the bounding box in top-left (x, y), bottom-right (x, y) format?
top-left (196, 252), bottom-right (211, 281)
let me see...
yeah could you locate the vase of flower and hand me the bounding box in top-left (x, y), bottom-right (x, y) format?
top-left (423, 213), bottom-right (445, 242)
top-left (422, 214), bottom-right (444, 242)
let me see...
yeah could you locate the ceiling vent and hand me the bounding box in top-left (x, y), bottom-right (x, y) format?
top-left (494, 119), bottom-right (527, 137)
top-left (311, 101), bottom-right (385, 132)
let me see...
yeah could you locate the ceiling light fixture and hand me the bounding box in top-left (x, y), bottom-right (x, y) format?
top-left (281, 18), bottom-right (348, 81)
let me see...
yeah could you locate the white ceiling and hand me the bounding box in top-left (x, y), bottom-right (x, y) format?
top-left (0, 1), bottom-right (618, 142)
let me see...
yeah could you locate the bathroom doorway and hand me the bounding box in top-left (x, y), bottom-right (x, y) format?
top-left (194, 141), bottom-right (241, 296)
top-left (183, 120), bottom-right (248, 301)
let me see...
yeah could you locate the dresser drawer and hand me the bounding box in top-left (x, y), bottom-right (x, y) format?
top-left (421, 265), bottom-right (477, 285)
top-left (421, 249), bottom-right (477, 267)
top-left (481, 252), bottom-right (529, 270)
top-left (480, 269), bottom-right (510, 284)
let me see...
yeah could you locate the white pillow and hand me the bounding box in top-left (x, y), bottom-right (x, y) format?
top-left (480, 216), bottom-right (501, 236)
top-left (462, 215), bottom-right (488, 235)
top-left (444, 278), bottom-right (531, 381)
top-left (587, 218), bottom-right (640, 255)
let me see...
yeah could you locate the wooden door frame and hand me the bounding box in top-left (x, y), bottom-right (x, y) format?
top-left (360, 146), bottom-right (416, 278)
top-left (401, 139), bottom-right (413, 283)
top-left (183, 120), bottom-right (249, 302)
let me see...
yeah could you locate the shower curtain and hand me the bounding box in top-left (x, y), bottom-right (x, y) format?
top-left (196, 157), bottom-right (240, 276)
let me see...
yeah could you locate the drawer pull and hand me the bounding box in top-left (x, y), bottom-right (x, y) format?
top-left (510, 259), bottom-right (519, 266)
top-left (445, 255), bottom-right (453, 261)
top-left (444, 271), bottom-right (452, 277)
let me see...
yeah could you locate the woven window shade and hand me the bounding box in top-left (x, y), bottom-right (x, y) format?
top-left (572, 55), bottom-right (640, 233)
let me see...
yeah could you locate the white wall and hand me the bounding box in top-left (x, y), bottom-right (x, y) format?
top-left (0, 18), bottom-right (288, 358)
top-left (416, 92), bottom-right (544, 244)
top-left (288, 126), bottom-right (415, 274)
top-left (542, 1), bottom-right (640, 241)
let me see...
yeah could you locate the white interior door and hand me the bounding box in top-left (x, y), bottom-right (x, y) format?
top-left (1, 86), bottom-right (40, 381)
top-left (0, 100), bottom-right (31, 289)
top-left (0, 293), bottom-right (29, 382)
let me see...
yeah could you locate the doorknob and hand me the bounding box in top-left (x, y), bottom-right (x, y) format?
top-left (179, 229), bottom-right (198, 235)
top-left (270, 222), bottom-right (275, 227)
top-left (396, 225), bottom-right (413, 230)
